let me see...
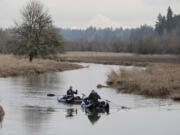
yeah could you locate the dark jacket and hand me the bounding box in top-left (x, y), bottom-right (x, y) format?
top-left (88, 92), bottom-right (101, 103)
top-left (67, 89), bottom-right (77, 97)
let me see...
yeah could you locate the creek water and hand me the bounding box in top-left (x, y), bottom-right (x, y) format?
top-left (0, 63), bottom-right (180, 135)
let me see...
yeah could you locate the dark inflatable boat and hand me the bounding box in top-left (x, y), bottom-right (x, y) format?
top-left (57, 96), bottom-right (82, 104)
top-left (81, 95), bottom-right (109, 113)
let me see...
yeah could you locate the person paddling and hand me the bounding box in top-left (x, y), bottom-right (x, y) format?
top-left (88, 90), bottom-right (101, 105)
top-left (67, 86), bottom-right (78, 98)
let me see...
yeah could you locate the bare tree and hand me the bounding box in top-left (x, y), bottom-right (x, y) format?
top-left (15, 0), bottom-right (63, 61)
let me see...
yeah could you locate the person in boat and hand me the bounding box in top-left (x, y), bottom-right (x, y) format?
top-left (88, 90), bottom-right (101, 105)
top-left (66, 86), bottom-right (78, 98)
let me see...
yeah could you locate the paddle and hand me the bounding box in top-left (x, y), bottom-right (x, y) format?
top-left (47, 93), bottom-right (65, 97)
top-left (102, 98), bottom-right (111, 103)
top-left (101, 98), bottom-right (130, 109)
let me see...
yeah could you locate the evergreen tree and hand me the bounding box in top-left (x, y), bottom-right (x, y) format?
top-left (155, 14), bottom-right (166, 35)
top-left (166, 6), bottom-right (174, 32)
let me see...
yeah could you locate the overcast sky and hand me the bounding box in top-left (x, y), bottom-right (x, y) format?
top-left (0, 0), bottom-right (180, 29)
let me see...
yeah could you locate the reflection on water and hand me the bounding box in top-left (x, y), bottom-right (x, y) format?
top-left (88, 112), bottom-right (101, 125)
top-left (0, 63), bottom-right (180, 135)
top-left (64, 108), bottom-right (109, 125)
top-left (86, 109), bottom-right (109, 125)
top-left (10, 73), bottom-right (61, 93)
top-left (22, 107), bottom-right (52, 133)
top-left (65, 108), bottom-right (78, 118)
top-left (0, 115), bottom-right (4, 128)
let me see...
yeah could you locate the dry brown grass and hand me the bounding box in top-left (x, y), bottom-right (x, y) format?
top-left (171, 93), bottom-right (180, 100)
top-left (0, 55), bottom-right (82, 77)
top-left (107, 64), bottom-right (180, 98)
top-left (0, 105), bottom-right (4, 119)
top-left (59, 51), bottom-right (134, 57)
top-left (56, 51), bottom-right (180, 66)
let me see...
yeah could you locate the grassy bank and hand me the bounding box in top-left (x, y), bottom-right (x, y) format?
top-left (0, 105), bottom-right (4, 117)
top-left (106, 64), bottom-right (180, 99)
top-left (0, 55), bottom-right (82, 77)
top-left (57, 51), bottom-right (180, 66)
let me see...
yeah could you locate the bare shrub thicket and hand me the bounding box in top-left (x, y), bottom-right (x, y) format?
top-left (66, 30), bottom-right (180, 54)
top-left (107, 64), bottom-right (180, 97)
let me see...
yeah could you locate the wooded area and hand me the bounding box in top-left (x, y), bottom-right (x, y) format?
top-left (64, 7), bottom-right (180, 54)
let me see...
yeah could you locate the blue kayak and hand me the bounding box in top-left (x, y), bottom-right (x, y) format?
top-left (81, 98), bottom-right (109, 113)
top-left (57, 96), bottom-right (82, 104)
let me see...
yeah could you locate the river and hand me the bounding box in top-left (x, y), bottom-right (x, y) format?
top-left (0, 63), bottom-right (180, 135)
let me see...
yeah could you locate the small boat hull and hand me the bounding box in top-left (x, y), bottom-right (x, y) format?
top-left (81, 100), bottom-right (109, 113)
top-left (57, 96), bottom-right (82, 104)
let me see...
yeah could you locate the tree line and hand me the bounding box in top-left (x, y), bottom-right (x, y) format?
top-left (65, 6), bottom-right (180, 54)
top-left (60, 25), bottom-right (154, 41)
top-left (155, 7), bottom-right (180, 35)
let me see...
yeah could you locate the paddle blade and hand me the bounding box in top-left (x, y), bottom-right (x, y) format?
top-left (47, 93), bottom-right (55, 97)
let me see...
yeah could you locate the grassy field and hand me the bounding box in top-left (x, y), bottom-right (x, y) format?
top-left (0, 55), bottom-right (82, 77)
top-left (57, 51), bottom-right (180, 66)
top-left (106, 64), bottom-right (180, 99)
